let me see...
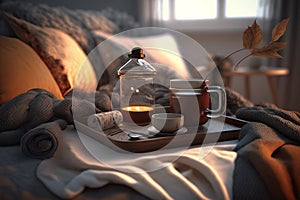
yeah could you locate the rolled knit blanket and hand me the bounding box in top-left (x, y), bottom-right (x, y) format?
top-left (21, 119), bottom-right (67, 159)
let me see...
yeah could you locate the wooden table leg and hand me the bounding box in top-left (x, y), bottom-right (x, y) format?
top-left (224, 76), bottom-right (232, 87)
top-left (245, 75), bottom-right (250, 100)
top-left (267, 76), bottom-right (278, 105)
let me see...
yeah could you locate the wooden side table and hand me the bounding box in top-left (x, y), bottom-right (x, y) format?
top-left (223, 67), bottom-right (289, 105)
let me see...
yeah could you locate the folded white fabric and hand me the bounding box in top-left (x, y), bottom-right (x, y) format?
top-left (37, 126), bottom-right (237, 199)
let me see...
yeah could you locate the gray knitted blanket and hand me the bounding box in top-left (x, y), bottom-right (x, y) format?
top-left (0, 88), bottom-right (112, 159)
top-left (233, 107), bottom-right (300, 200)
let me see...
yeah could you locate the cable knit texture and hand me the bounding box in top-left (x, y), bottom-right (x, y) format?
top-left (0, 88), bottom-right (111, 147)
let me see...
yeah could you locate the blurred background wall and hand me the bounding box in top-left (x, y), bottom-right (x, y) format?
top-left (1, 0), bottom-right (298, 110)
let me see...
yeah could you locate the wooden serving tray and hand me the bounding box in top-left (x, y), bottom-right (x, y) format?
top-left (75, 115), bottom-right (247, 153)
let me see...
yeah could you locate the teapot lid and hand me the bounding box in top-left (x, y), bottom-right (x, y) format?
top-left (128, 47), bottom-right (145, 59)
top-left (117, 47), bottom-right (156, 76)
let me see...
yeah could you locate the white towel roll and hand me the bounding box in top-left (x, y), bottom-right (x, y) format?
top-left (87, 111), bottom-right (123, 131)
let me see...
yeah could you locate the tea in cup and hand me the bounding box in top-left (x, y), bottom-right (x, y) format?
top-left (169, 79), bottom-right (226, 127)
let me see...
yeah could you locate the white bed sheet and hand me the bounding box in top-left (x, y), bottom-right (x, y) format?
top-left (37, 125), bottom-right (237, 199)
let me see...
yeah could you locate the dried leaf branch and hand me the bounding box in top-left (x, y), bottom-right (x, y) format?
top-left (224, 17), bottom-right (290, 70)
top-left (272, 18), bottom-right (290, 42)
top-left (243, 20), bottom-right (263, 49)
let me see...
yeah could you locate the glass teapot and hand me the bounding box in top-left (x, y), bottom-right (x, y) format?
top-left (117, 47), bottom-right (156, 125)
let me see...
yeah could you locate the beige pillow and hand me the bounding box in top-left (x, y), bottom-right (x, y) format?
top-left (92, 30), bottom-right (191, 85)
top-left (0, 35), bottom-right (63, 104)
top-left (3, 13), bottom-right (97, 95)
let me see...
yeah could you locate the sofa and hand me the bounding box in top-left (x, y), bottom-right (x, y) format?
top-left (0, 2), bottom-right (299, 200)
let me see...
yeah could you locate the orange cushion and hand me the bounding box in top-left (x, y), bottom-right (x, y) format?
top-left (0, 35), bottom-right (63, 104)
top-left (3, 13), bottom-right (97, 95)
